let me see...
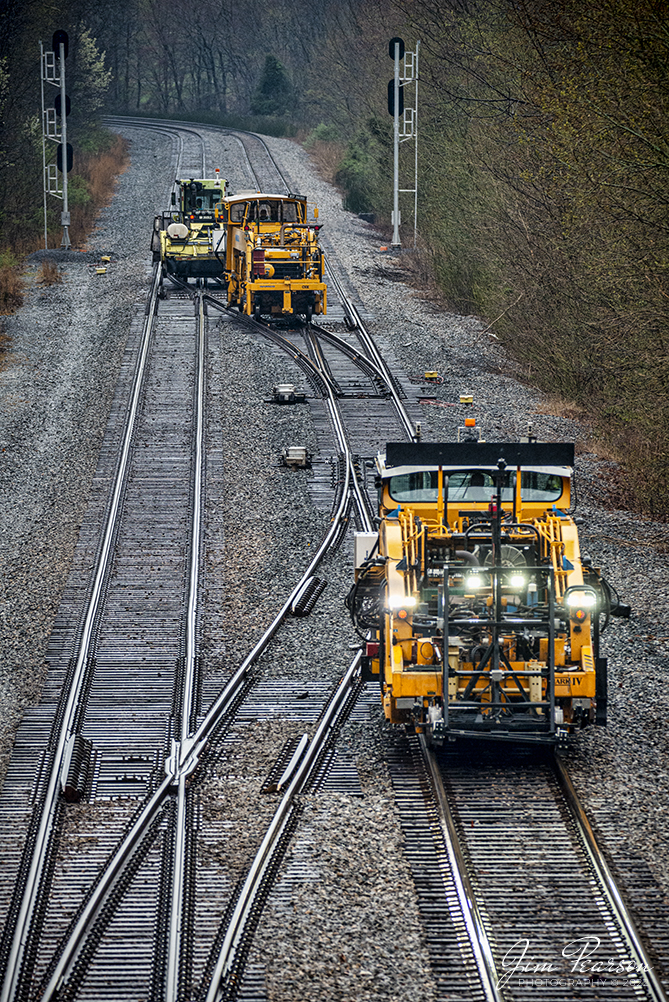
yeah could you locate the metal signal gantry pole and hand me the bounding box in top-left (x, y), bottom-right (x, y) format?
top-left (388, 37), bottom-right (419, 250)
top-left (40, 30), bottom-right (71, 250)
top-left (40, 41), bottom-right (49, 249)
top-left (390, 37), bottom-right (403, 247)
top-left (58, 40), bottom-right (70, 249)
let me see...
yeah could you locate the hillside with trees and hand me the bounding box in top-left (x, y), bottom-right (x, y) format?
top-left (0, 0), bottom-right (666, 514)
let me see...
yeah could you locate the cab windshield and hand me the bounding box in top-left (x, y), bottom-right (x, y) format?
top-left (183, 185), bottom-right (223, 213)
top-left (388, 469), bottom-right (564, 503)
top-left (229, 199), bottom-right (303, 224)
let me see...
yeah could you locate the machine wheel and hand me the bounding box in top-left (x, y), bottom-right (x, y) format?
top-left (253, 302), bottom-right (261, 321)
top-left (305, 304), bottom-right (313, 323)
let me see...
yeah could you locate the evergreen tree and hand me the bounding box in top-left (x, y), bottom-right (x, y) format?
top-left (250, 55), bottom-right (291, 116)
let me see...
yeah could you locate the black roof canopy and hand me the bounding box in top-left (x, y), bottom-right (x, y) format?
top-left (384, 441), bottom-right (575, 469)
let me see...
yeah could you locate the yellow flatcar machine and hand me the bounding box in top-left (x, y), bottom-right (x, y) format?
top-left (152, 174), bottom-right (228, 281)
top-left (348, 442), bottom-right (629, 745)
top-left (219, 192), bottom-right (326, 320)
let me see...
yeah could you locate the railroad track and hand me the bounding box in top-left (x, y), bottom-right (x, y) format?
top-left (31, 289), bottom-right (412, 998)
top-left (104, 116), bottom-right (291, 195)
top-left (0, 118), bottom-right (666, 1002)
top-left (0, 297), bottom-right (379, 999)
top-left (388, 735), bottom-right (667, 1002)
top-left (0, 267), bottom-right (209, 1000)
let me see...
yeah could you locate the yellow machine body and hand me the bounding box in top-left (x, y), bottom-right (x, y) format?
top-left (219, 192), bottom-right (326, 319)
top-left (348, 442), bottom-right (612, 745)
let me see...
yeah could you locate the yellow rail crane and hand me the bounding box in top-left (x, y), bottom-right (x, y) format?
top-left (219, 192), bottom-right (326, 320)
top-left (347, 442), bottom-right (629, 745)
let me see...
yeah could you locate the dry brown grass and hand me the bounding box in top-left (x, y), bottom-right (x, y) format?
top-left (0, 262), bottom-right (24, 315)
top-left (0, 133), bottom-right (129, 316)
top-left (305, 140), bottom-right (346, 187)
top-left (68, 135), bottom-right (129, 247)
top-left (394, 244), bottom-right (461, 309)
top-left (534, 395), bottom-right (588, 422)
top-left (0, 326), bottom-right (12, 374)
top-left (37, 260), bottom-right (63, 286)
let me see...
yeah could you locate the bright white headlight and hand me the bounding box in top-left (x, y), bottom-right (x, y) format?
top-left (566, 591), bottom-right (596, 607)
top-left (388, 595), bottom-right (417, 610)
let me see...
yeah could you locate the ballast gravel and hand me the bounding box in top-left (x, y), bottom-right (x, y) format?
top-left (0, 122), bottom-right (667, 1001)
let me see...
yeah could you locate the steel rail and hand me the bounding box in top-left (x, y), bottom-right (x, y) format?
top-left (310, 321), bottom-right (391, 391)
top-left (419, 744), bottom-right (668, 1002)
top-left (419, 736), bottom-right (505, 1002)
top-left (13, 129), bottom-right (195, 1001)
top-left (225, 128), bottom-right (292, 193)
top-left (554, 757), bottom-right (668, 1002)
top-left (204, 650), bottom-right (363, 1002)
top-left (38, 774), bottom-right (176, 1002)
top-left (1, 263), bottom-right (162, 1002)
top-left (127, 122), bottom-right (187, 187)
top-left (103, 116), bottom-right (290, 195)
top-left (204, 306), bottom-right (391, 532)
top-left (104, 116), bottom-right (207, 177)
top-left (200, 306), bottom-right (403, 999)
top-left (165, 293), bottom-right (207, 1001)
top-left (304, 324), bottom-right (343, 397)
top-left (206, 300), bottom-right (381, 531)
top-left (224, 130), bottom-right (289, 194)
top-left (31, 124), bottom-right (393, 994)
top-left (212, 307), bottom-right (375, 536)
top-left (27, 122), bottom-right (366, 1000)
top-left (323, 260), bottom-right (416, 441)
top-left (225, 132), bottom-right (263, 191)
top-left (76, 121), bottom-right (665, 1002)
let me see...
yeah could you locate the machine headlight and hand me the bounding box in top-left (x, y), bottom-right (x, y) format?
top-left (564, 588), bottom-right (597, 623)
top-left (566, 591), bottom-right (597, 607)
top-left (507, 573), bottom-right (525, 590)
top-left (388, 595), bottom-right (417, 612)
top-left (465, 574), bottom-right (485, 590)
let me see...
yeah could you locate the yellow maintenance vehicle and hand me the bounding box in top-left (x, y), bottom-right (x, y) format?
top-left (218, 191), bottom-right (326, 320)
top-left (347, 442), bottom-right (629, 745)
top-left (152, 173), bottom-right (229, 282)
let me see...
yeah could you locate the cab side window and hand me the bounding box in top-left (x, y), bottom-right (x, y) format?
top-left (230, 202), bottom-right (248, 223)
